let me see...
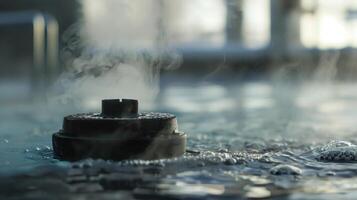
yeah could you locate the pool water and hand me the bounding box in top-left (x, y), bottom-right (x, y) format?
top-left (1, 81), bottom-right (357, 199)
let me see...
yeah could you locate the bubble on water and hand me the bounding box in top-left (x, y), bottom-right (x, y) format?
top-left (224, 158), bottom-right (237, 165)
top-left (314, 140), bottom-right (357, 162)
top-left (269, 164), bottom-right (302, 175)
top-left (3, 139), bottom-right (9, 144)
top-left (217, 148), bottom-right (229, 153)
top-left (318, 147), bottom-right (357, 162)
top-left (319, 140), bottom-right (355, 151)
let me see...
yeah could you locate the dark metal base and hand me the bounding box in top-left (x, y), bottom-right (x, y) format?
top-left (52, 131), bottom-right (186, 161)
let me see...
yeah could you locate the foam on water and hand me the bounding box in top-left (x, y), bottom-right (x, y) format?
top-left (315, 141), bottom-right (357, 162)
top-left (4, 138), bottom-right (357, 199)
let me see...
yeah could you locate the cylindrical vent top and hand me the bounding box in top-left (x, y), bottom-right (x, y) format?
top-left (101, 99), bottom-right (138, 117)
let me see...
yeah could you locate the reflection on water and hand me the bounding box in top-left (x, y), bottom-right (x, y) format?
top-left (2, 81), bottom-right (357, 199)
top-left (241, 83), bottom-right (275, 109)
top-left (162, 84), bottom-right (236, 113)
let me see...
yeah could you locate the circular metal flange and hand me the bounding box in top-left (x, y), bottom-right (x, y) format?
top-left (52, 131), bottom-right (186, 161)
top-left (52, 99), bottom-right (187, 161)
top-left (62, 112), bottom-right (177, 138)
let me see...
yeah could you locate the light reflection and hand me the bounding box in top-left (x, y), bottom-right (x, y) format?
top-left (294, 83), bottom-right (357, 137)
top-left (300, 0), bottom-right (357, 48)
top-left (162, 84), bottom-right (236, 113)
top-left (301, 178), bottom-right (357, 194)
top-left (295, 84), bottom-right (334, 108)
top-left (243, 98), bottom-right (274, 109)
top-left (241, 83), bottom-right (274, 109)
top-left (244, 186), bottom-right (271, 199)
top-left (158, 182), bottom-right (225, 196)
top-left (242, 0), bottom-right (270, 48)
top-left (163, 83), bottom-right (277, 112)
top-left (239, 175), bottom-right (271, 185)
top-left (241, 83), bottom-right (272, 97)
top-left (318, 100), bottom-right (347, 113)
top-left (165, 85), bottom-right (227, 99)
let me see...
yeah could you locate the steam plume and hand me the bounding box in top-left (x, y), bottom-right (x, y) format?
top-left (51, 0), bottom-right (181, 110)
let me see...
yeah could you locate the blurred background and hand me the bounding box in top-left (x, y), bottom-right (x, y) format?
top-left (3, 1), bottom-right (357, 199)
top-left (1, 0), bottom-right (357, 107)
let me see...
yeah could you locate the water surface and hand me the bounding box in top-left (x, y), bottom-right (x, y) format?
top-left (1, 81), bottom-right (357, 199)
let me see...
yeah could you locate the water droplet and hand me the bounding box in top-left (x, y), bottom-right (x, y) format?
top-left (269, 164), bottom-right (302, 175)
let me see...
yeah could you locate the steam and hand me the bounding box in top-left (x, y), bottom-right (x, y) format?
top-left (51, 0), bottom-right (181, 110)
top-left (313, 51), bottom-right (340, 83)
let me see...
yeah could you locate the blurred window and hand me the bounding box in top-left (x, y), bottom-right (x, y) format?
top-left (241, 0), bottom-right (270, 48)
top-left (300, 0), bottom-right (357, 49)
top-left (82, 0), bottom-right (271, 49)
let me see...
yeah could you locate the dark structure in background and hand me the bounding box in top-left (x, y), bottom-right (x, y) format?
top-left (1, 0), bottom-right (357, 99)
top-left (175, 0), bottom-right (357, 80)
top-left (0, 0), bottom-right (79, 95)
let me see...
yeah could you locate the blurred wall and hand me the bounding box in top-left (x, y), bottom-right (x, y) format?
top-left (0, 0), bottom-right (79, 77)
